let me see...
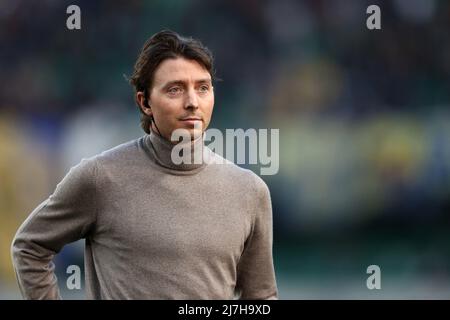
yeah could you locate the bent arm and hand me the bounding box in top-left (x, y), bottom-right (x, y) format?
top-left (11, 158), bottom-right (97, 299)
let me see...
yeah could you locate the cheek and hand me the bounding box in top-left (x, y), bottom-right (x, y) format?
top-left (203, 96), bottom-right (214, 127)
top-left (204, 95), bottom-right (214, 113)
top-left (153, 98), bottom-right (179, 117)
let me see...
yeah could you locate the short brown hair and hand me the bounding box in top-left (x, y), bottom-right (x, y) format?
top-left (129, 30), bottom-right (215, 134)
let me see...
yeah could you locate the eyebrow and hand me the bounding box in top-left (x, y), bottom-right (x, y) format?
top-left (162, 79), bottom-right (212, 88)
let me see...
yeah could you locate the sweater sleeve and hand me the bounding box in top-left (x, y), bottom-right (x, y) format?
top-left (236, 176), bottom-right (278, 300)
top-left (11, 158), bottom-right (98, 299)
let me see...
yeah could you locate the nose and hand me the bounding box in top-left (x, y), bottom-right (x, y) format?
top-left (184, 88), bottom-right (199, 110)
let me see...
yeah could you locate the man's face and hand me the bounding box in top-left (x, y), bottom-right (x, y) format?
top-left (143, 57), bottom-right (214, 142)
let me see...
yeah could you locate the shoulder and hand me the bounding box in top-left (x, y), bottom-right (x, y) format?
top-left (207, 149), bottom-right (270, 198)
top-left (78, 137), bottom-right (147, 174)
top-left (68, 137), bottom-right (144, 179)
top-left (94, 137), bottom-right (143, 164)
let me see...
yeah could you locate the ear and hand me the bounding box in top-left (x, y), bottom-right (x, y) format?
top-left (136, 91), bottom-right (152, 116)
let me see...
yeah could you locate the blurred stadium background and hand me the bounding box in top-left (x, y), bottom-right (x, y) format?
top-left (1, 0), bottom-right (450, 299)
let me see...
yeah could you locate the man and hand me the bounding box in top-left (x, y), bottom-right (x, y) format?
top-left (11, 30), bottom-right (278, 299)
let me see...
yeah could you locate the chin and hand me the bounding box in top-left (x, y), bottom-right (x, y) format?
top-left (178, 122), bottom-right (204, 137)
top-left (169, 127), bottom-right (203, 142)
top-left (189, 128), bottom-right (203, 139)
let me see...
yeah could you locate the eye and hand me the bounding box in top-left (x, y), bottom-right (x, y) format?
top-left (167, 86), bottom-right (182, 95)
top-left (198, 85), bottom-right (210, 93)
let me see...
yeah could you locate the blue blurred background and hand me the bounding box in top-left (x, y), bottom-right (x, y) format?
top-left (1, 0), bottom-right (450, 299)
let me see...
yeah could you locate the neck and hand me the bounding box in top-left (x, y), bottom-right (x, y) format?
top-left (144, 127), bottom-right (210, 172)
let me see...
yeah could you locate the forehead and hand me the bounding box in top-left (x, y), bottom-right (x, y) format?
top-left (153, 57), bottom-right (211, 85)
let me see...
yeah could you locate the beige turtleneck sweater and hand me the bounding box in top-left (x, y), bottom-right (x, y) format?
top-left (11, 129), bottom-right (278, 300)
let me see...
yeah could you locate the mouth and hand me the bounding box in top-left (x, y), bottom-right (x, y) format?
top-left (179, 117), bottom-right (203, 126)
top-left (179, 117), bottom-right (203, 129)
top-left (179, 117), bottom-right (202, 121)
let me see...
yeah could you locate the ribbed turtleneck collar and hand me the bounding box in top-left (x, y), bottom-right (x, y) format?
top-left (143, 127), bottom-right (211, 173)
